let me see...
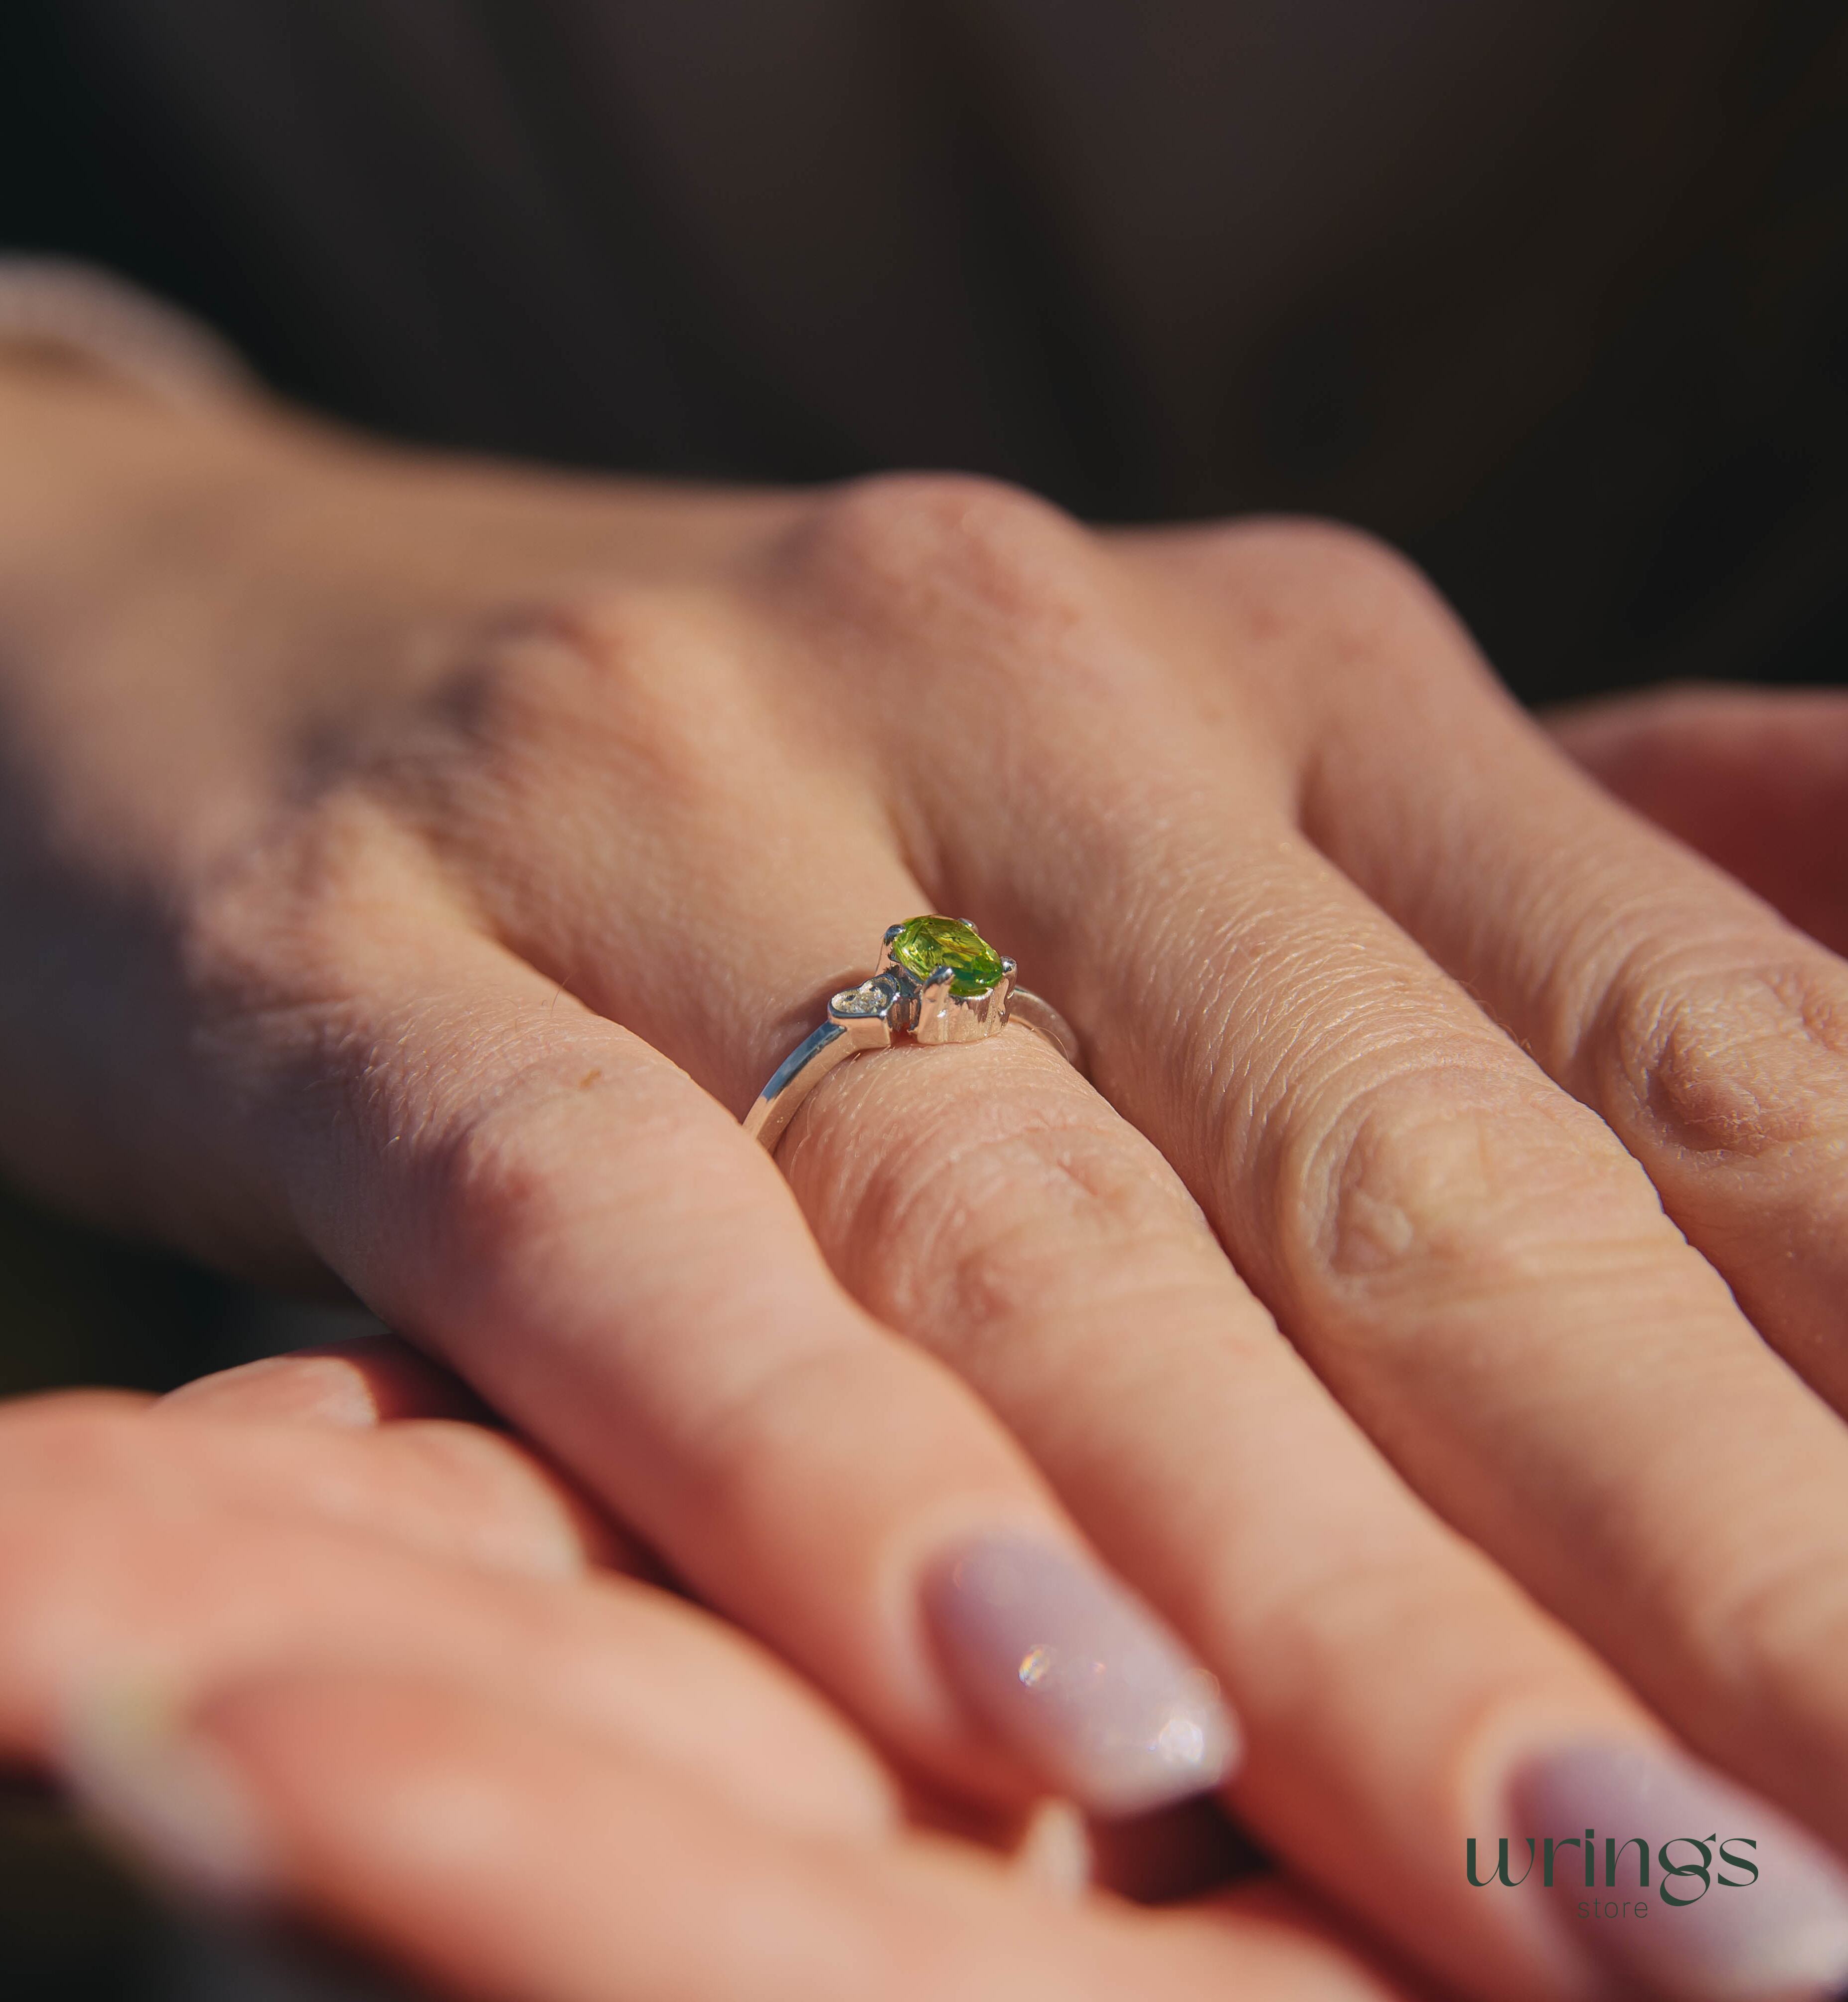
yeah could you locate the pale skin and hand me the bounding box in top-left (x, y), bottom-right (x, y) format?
top-left (6, 352), bottom-right (1848, 1997)
top-left (3, 1345), bottom-right (1413, 2002)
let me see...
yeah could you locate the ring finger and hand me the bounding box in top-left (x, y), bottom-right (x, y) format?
top-left (493, 759), bottom-right (1848, 1999)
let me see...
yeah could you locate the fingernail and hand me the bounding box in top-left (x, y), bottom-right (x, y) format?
top-left (921, 1531), bottom-right (1238, 1817)
top-left (1511, 1740), bottom-right (1848, 2001)
top-left (59, 1686), bottom-right (274, 1906)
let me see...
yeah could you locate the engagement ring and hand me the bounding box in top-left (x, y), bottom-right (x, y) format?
top-left (745, 916), bottom-right (1082, 1151)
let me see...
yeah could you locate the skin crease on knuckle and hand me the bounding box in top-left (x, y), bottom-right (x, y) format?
top-left (1588, 947), bottom-right (1848, 1195)
top-left (1151, 877), bottom-right (1657, 1320)
top-left (1250, 1034), bottom-right (1774, 1530)
top-left (20, 391), bottom-right (1848, 1989)
top-left (1277, 1064), bottom-right (1672, 1312)
top-left (783, 1032), bottom-right (1216, 1350)
top-left (333, 581), bottom-right (908, 1083)
top-left (1207, 526), bottom-right (1848, 1393)
top-left (766, 472), bottom-right (1178, 772)
top-left (1240, 1011), bottom-right (1848, 1733)
top-left (778, 473), bottom-right (1101, 647)
top-left (357, 588), bottom-right (764, 869)
top-left (371, 1047), bottom-right (722, 1333)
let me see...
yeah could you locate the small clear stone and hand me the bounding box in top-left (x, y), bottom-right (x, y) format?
top-left (832, 978), bottom-right (895, 1017)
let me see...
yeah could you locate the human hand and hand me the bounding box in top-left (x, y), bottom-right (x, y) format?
top-left (8, 362), bottom-right (1848, 1999)
top-left (1552, 682), bottom-right (1848, 959)
top-left (2, 1346), bottom-right (1413, 2002)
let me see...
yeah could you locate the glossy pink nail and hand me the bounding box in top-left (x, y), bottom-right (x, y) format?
top-left (1511, 1741), bottom-right (1848, 2001)
top-left (923, 1531), bottom-right (1238, 1818)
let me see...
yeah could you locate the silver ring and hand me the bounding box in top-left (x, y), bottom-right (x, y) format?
top-left (744, 916), bottom-right (1083, 1152)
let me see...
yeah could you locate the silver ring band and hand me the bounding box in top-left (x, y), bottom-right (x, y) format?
top-left (744, 918), bottom-right (1083, 1152)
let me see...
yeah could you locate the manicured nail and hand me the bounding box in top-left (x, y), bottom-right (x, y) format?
top-left (1511, 1741), bottom-right (1848, 2001)
top-left (922, 1531), bottom-right (1238, 1817)
top-left (60, 1686), bottom-right (274, 1906)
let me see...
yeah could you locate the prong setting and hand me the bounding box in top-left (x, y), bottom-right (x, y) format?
top-left (746, 917), bottom-right (1082, 1149)
top-left (912, 956), bottom-right (1014, 1045)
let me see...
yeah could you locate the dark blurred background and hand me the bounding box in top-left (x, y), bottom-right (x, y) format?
top-left (5, 0), bottom-right (1847, 711)
top-left (0, 3), bottom-right (1845, 1993)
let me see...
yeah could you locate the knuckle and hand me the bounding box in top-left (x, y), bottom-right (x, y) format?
top-left (790, 472), bottom-right (1103, 659)
top-left (1276, 1059), bottom-right (1659, 1315)
top-left (1299, 1090), bottom-right (1515, 1291)
top-left (183, 791), bottom-right (414, 975)
top-left (399, 1054), bottom-right (713, 1329)
top-left (1247, 516), bottom-right (1440, 625)
top-left (935, 1131), bottom-right (1202, 1337)
top-left (1196, 514), bottom-right (1481, 705)
top-left (425, 588), bottom-right (753, 828)
top-left (478, 588), bottom-right (713, 723)
top-left (1595, 950), bottom-right (1848, 1162)
top-left (205, 587), bottom-right (756, 901)
top-left (805, 470), bottom-right (1081, 577)
top-left (800, 1062), bottom-right (1210, 1353)
top-left (417, 1086), bottom-right (604, 1289)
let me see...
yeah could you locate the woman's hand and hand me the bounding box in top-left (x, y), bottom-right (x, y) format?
top-left (2, 1348), bottom-right (1412, 2002)
top-left (1552, 682), bottom-right (1848, 957)
top-left (8, 361), bottom-right (1848, 1999)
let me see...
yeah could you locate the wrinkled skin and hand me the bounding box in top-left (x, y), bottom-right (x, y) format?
top-left (6, 357), bottom-right (1848, 1998)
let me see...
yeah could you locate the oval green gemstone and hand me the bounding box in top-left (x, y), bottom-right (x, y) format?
top-left (889, 916), bottom-right (1007, 997)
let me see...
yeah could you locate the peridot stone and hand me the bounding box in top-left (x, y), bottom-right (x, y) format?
top-left (889, 916), bottom-right (1007, 997)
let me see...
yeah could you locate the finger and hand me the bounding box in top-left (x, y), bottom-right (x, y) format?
top-left (1083, 759), bottom-right (1848, 1740)
top-left (1013, 818), bottom-right (1848, 1993)
top-left (208, 899), bottom-right (1227, 1814)
top-left (627, 485), bottom-right (1848, 1998)
top-left (778, 969), bottom-right (1813, 2000)
top-left (1071, 528), bottom-right (1848, 1847)
top-left (0, 1405), bottom-right (896, 1839)
top-left (1549, 683), bottom-right (1848, 956)
top-left (4, 1388), bottom-right (610, 1580)
top-left (1284, 571), bottom-right (1848, 1413)
top-left (65, 1669), bottom-right (1417, 2002)
top-left (155, 1335), bottom-right (490, 1428)
top-left (515, 483), bottom-right (1848, 1998)
top-left (736, 495), bottom-right (1848, 1996)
